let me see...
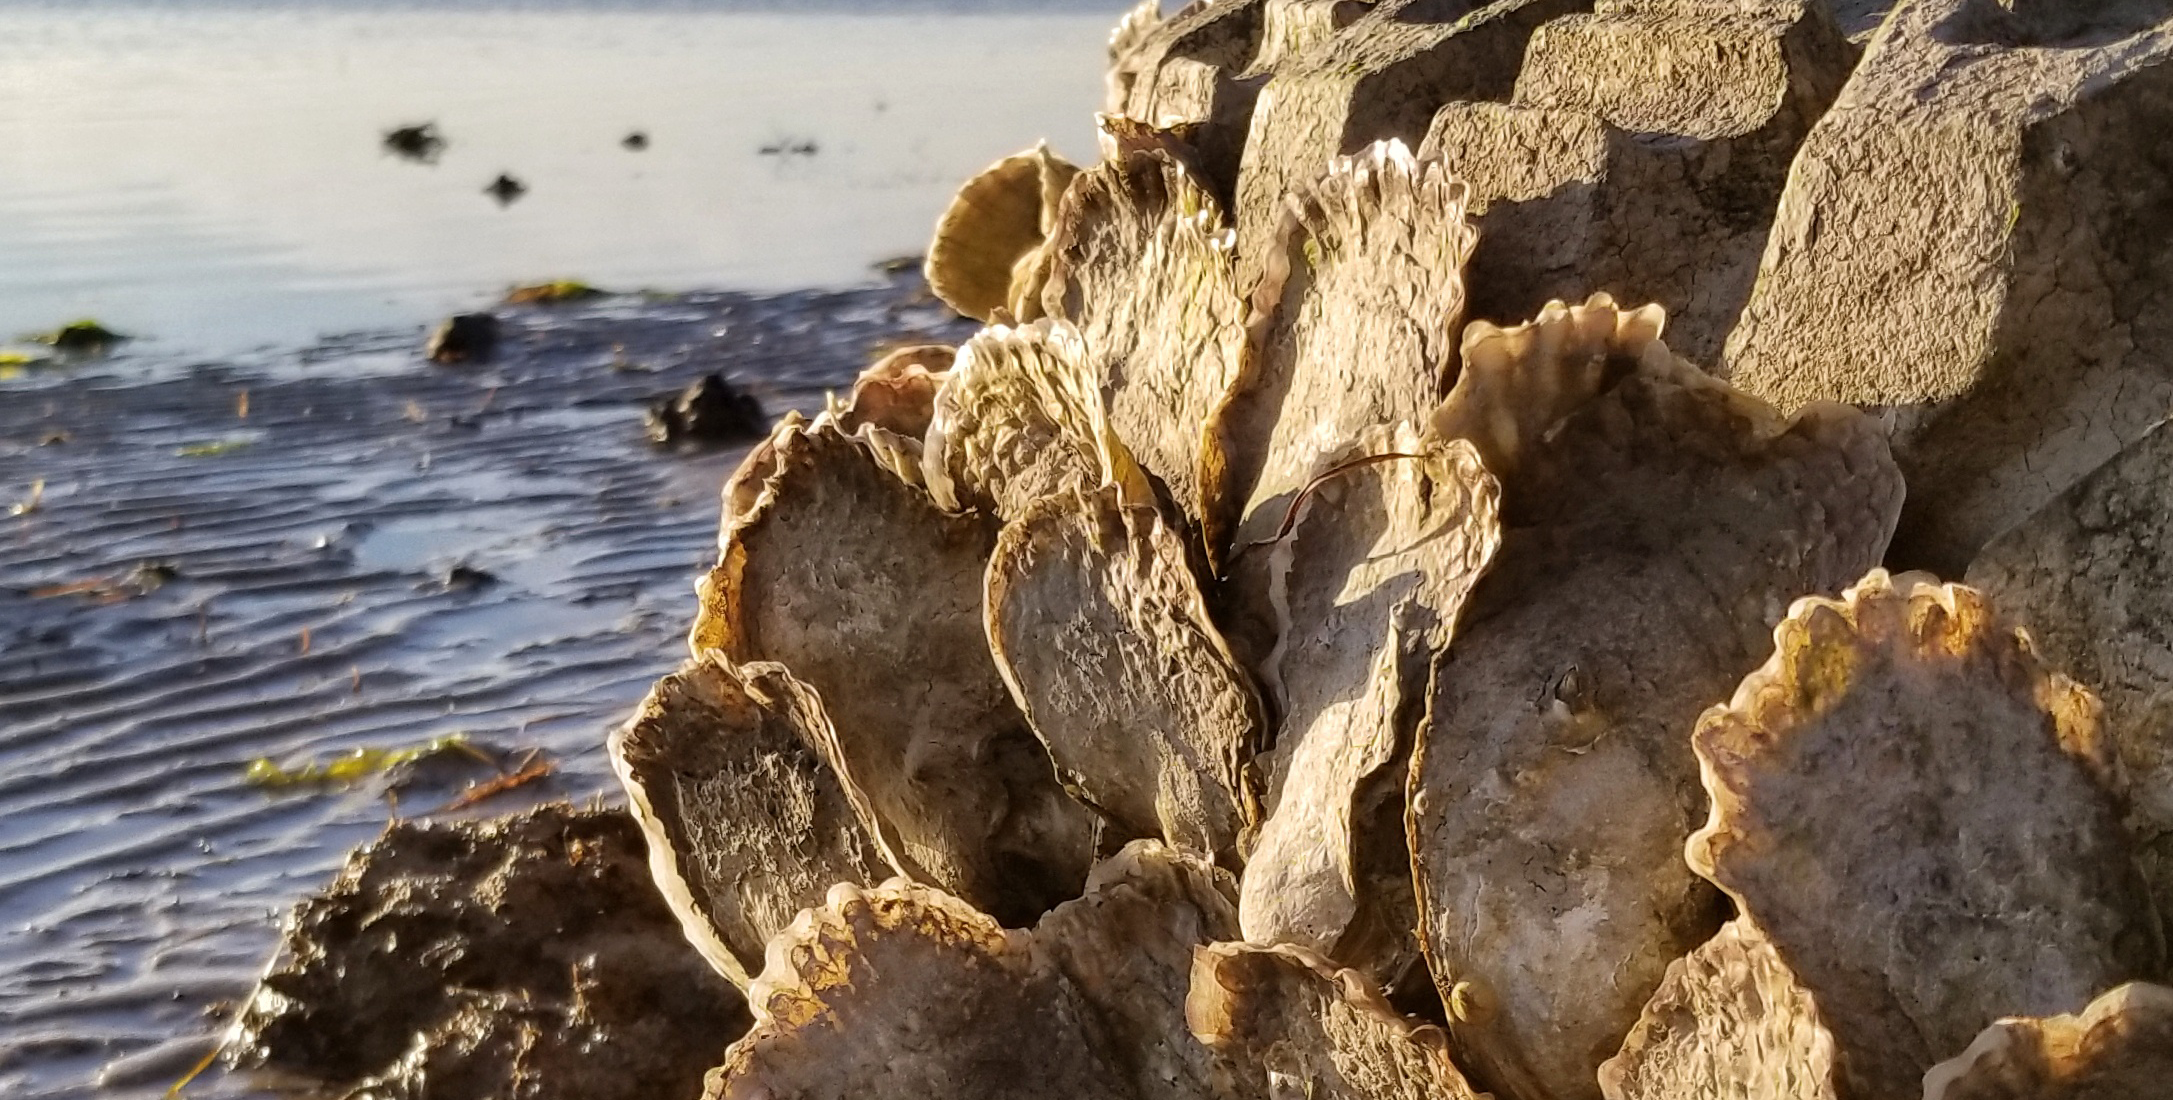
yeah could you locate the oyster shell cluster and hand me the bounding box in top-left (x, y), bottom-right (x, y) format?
top-left (610, 4), bottom-right (2173, 1099)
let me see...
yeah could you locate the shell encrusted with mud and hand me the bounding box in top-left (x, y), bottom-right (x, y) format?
top-left (601, 6), bottom-right (2173, 1100)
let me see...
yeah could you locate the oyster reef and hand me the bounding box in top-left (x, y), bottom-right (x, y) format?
top-left (229, 2), bottom-right (2173, 1098)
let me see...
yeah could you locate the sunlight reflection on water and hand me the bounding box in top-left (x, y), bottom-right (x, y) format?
top-left (0, 0), bottom-right (1116, 355)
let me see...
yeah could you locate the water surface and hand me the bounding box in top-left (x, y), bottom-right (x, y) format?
top-left (0, 0), bottom-right (1114, 355)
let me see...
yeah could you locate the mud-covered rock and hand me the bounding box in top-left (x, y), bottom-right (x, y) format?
top-left (645, 372), bottom-right (769, 446)
top-left (1188, 941), bottom-right (1488, 1100)
top-left (1423, 0), bottom-right (1854, 364)
top-left (1597, 918), bottom-right (1842, 1100)
top-left (425, 312), bottom-right (499, 364)
top-left (224, 804), bottom-right (745, 1100)
top-left (1723, 0), bottom-right (2173, 573)
top-left (1923, 982), bottom-right (2173, 1100)
top-left (1688, 571), bottom-right (2164, 1100)
top-left (1410, 297), bottom-right (1903, 1100)
top-left (1968, 421), bottom-right (2173, 941)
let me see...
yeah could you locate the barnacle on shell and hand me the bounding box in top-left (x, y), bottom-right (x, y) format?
top-left (1688, 570), bottom-right (2162, 1100)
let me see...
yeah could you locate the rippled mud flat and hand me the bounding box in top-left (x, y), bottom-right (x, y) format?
top-left (0, 275), bottom-right (972, 1099)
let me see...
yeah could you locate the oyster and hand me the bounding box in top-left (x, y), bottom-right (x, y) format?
top-left (709, 881), bottom-right (1130, 1100)
top-left (609, 655), bottom-right (895, 986)
top-left (694, 417), bottom-right (1097, 924)
top-left (1923, 982), bottom-right (2173, 1100)
top-left (1203, 139), bottom-right (1477, 560)
top-left (1410, 297), bottom-right (1904, 1100)
top-left (1239, 425), bottom-right (1500, 985)
top-left (1188, 941), bottom-right (1489, 1100)
top-left (923, 319), bottom-right (1150, 520)
top-left (986, 486), bottom-right (1262, 862)
top-left (1597, 918), bottom-right (1842, 1100)
top-left (1688, 571), bottom-right (2164, 1099)
top-left (926, 144), bottom-right (1080, 323)
top-left (1038, 148), bottom-right (1245, 534)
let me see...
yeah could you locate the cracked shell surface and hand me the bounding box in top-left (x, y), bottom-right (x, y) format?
top-left (1239, 426), bottom-right (1500, 984)
top-left (925, 143), bottom-right (1080, 323)
top-left (1204, 139), bottom-right (1478, 559)
top-left (1187, 941), bottom-right (1490, 1100)
top-left (609, 655), bottom-right (896, 987)
top-left (986, 486), bottom-right (1262, 862)
top-left (1688, 571), bottom-right (2164, 1100)
top-left (1035, 841), bottom-right (1261, 1100)
top-left (1597, 918), bottom-right (1841, 1100)
top-left (923, 318), bottom-right (1149, 520)
top-left (1923, 982), bottom-right (2173, 1100)
top-left (710, 880), bottom-right (1133, 1100)
top-left (1038, 149), bottom-right (1246, 535)
top-left (1411, 300), bottom-right (1905, 1100)
top-left (693, 418), bottom-right (1097, 925)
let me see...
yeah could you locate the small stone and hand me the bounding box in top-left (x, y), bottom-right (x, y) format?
top-left (424, 313), bottom-right (499, 364)
top-left (645, 373), bottom-right (768, 447)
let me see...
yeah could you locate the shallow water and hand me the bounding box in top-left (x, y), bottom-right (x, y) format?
top-left (0, 0), bottom-right (1114, 356)
top-left (0, 280), bottom-right (979, 1097)
top-left (0, 1), bottom-right (1118, 1094)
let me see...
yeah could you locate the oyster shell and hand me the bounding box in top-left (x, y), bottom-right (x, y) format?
top-left (1688, 571), bottom-right (2164, 1099)
top-left (923, 319), bottom-right (1151, 520)
top-left (710, 881), bottom-right (1131, 1100)
top-left (1203, 139), bottom-right (1477, 561)
top-left (926, 144), bottom-right (1080, 323)
top-left (830, 344), bottom-right (952, 441)
top-left (610, 655), bottom-right (896, 987)
top-left (1409, 297), bottom-right (1904, 1100)
top-left (1239, 425), bottom-right (1501, 985)
top-left (986, 486), bottom-right (1262, 862)
top-left (1923, 982), bottom-right (2173, 1100)
top-left (1188, 941), bottom-right (1489, 1100)
top-left (1038, 148), bottom-right (1245, 535)
top-left (1597, 918), bottom-right (1842, 1100)
top-left (694, 417), bottom-right (1097, 924)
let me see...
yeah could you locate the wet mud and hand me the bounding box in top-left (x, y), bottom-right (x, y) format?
top-left (0, 274), bottom-right (972, 1099)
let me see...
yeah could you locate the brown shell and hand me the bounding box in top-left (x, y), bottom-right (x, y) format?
top-left (1202, 139), bottom-right (1478, 562)
top-left (1597, 918), bottom-right (1842, 1100)
top-left (1409, 300), bottom-right (1905, 1100)
top-left (1187, 941), bottom-right (1490, 1100)
top-left (1923, 982), bottom-right (2173, 1100)
top-left (831, 344), bottom-right (953, 441)
top-left (712, 881), bottom-right (1131, 1100)
top-left (1238, 425), bottom-right (1501, 986)
top-left (609, 655), bottom-right (896, 987)
top-left (1038, 149), bottom-right (1245, 536)
top-left (1034, 841), bottom-right (1261, 1100)
top-left (923, 319), bottom-right (1152, 521)
top-left (693, 417), bottom-right (1097, 924)
top-left (925, 144), bottom-right (1080, 323)
top-left (986, 486), bottom-right (1263, 862)
top-left (1688, 571), bottom-right (2164, 1099)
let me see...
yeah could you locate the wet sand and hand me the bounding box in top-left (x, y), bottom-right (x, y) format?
top-left (0, 276), bottom-right (975, 1098)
